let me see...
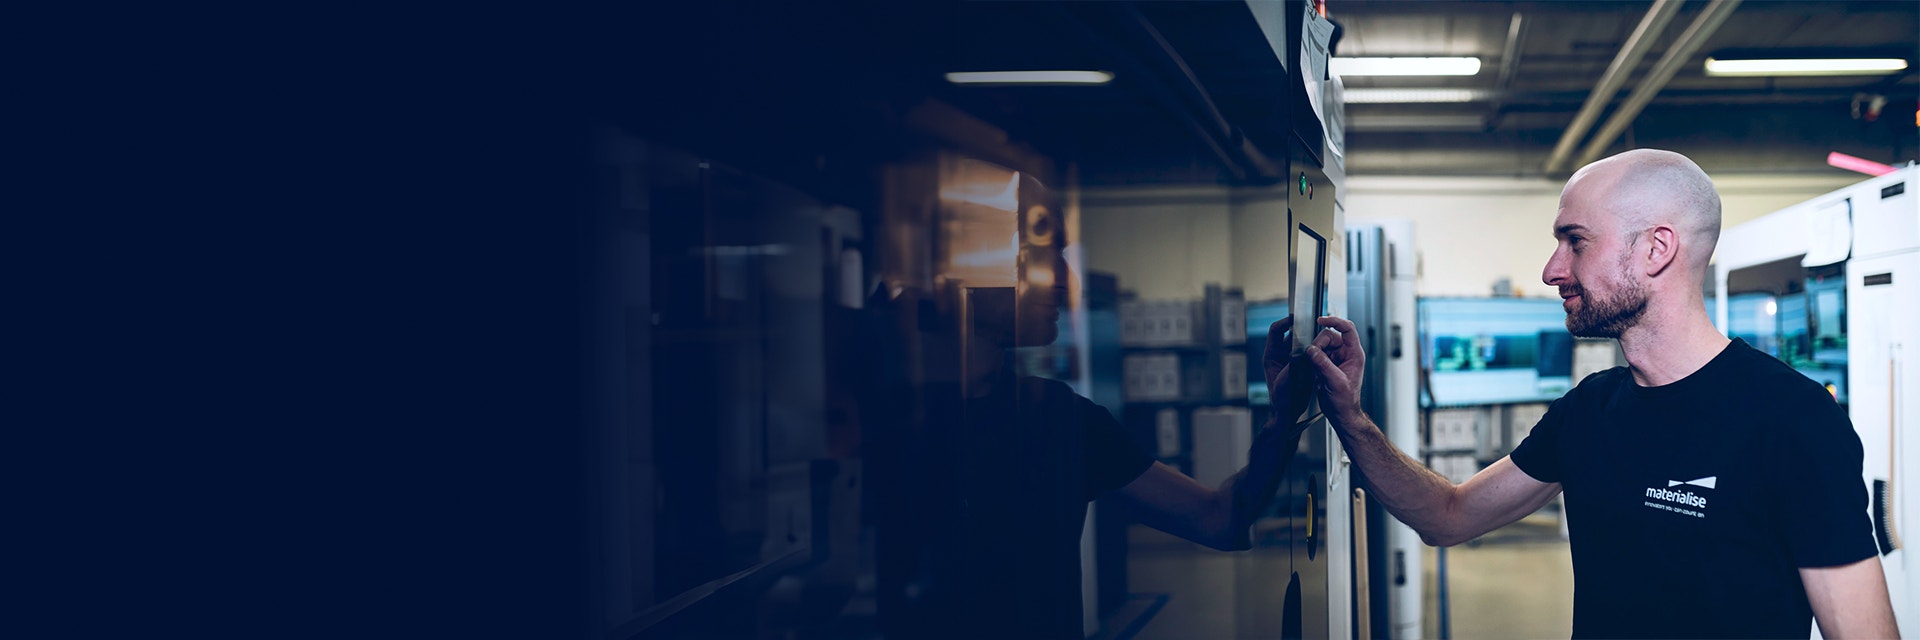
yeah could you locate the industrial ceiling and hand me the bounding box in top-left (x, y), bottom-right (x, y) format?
top-left (616, 1), bottom-right (1919, 190)
top-left (1332, 0), bottom-right (1919, 176)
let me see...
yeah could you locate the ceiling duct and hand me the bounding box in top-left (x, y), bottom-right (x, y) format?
top-left (1484, 11), bottom-right (1530, 129)
top-left (1573, 0), bottom-right (1744, 168)
top-left (1543, 0), bottom-right (1685, 174)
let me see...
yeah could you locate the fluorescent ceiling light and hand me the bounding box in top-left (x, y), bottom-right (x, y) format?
top-left (1704, 58), bottom-right (1908, 77)
top-left (1341, 88), bottom-right (1489, 104)
top-left (1331, 57), bottom-right (1481, 77)
top-left (945, 70), bottom-right (1114, 86)
top-left (1348, 115), bottom-right (1486, 131)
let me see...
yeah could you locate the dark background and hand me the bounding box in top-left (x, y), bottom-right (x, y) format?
top-left (21, 5), bottom-right (606, 637)
top-left (17, 1), bottom-right (1915, 636)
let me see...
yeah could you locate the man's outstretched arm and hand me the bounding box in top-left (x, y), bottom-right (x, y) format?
top-left (1306, 316), bottom-right (1561, 546)
top-left (1803, 557), bottom-right (1900, 639)
top-left (1321, 410), bottom-right (1559, 546)
top-left (1113, 414), bottom-right (1311, 551)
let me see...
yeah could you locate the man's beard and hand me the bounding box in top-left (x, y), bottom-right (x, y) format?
top-left (1566, 263), bottom-right (1648, 338)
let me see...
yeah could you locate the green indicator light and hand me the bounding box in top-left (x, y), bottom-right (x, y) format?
top-left (1299, 173), bottom-right (1308, 194)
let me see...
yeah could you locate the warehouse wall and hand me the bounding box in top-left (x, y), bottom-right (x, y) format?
top-left (1079, 184), bottom-right (1297, 302)
top-left (1080, 185), bottom-right (1237, 300)
top-left (1081, 173), bottom-right (1861, 302)
top-left (1343, 173), bottom-right (1861, 297)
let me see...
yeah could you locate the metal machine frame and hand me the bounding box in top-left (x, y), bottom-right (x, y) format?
top-left (1348, 219), bottom-right (1423, 639)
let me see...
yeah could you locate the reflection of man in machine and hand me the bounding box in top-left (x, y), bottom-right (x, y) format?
top-left (1303, 149), bottom-right (1899, 638)
top-left (870, 190), bottom-right (1313, 639)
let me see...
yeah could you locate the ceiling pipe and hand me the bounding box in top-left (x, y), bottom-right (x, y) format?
top-left (1573, 0), bottom-right (1743, 168)
top-left (1495, 12), bottom-right (1530, 91)
top-left (1484, 11), bottom-right (1530, 130)
top-left (1543, 0), bottom-right (1685, 174)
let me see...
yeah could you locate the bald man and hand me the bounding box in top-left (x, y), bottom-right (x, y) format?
top-left (1303, 149), bottom-right (1899, 638)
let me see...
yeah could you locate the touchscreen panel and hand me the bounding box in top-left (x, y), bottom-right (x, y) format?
top-left (1292, 224), bottom-right (1327, 356)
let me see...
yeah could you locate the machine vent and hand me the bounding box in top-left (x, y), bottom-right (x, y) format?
top-left (1883, 182), bottom-right (1907, 199)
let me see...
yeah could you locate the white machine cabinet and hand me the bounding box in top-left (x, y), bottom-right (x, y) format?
top-left (1719, 166), bottom-right (1918, 637)
top-left (1846, 167), bottom-right (1920, 636)
top-left (1850, 249), bottom-right (1920, 633)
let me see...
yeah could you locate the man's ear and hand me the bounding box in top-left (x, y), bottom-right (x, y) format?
top-left (1645, 225), bottom-right (1679, 277)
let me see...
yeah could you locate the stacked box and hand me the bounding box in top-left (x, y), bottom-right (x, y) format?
top-left (1118, 300), bottom-right (1146, 346)
top-left (1123, 352), bottom-right (1182, 402)
top-left (1154, 407), bottom-right (1182, 457)
top-left (1221, 351), bottom-right (1248, 400)
top-left (1119, 299), bottom-right (1201, 347)
top-left (1507, 402), bottom-right (1551, 446)
top-left (1190, 407), bottom-right (1254, 488)
top-left (1429, 454), bottom-right (1480, 485)
top-left (1217, 290), bottom-right (1247, 344)
top-left (1428, 408), bottom-right (1480, 451)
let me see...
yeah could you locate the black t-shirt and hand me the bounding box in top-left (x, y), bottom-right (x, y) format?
top-left (1510, 338), bottom-right (1877, 639)
top-left (878, 372), bottom-right (1154, 639)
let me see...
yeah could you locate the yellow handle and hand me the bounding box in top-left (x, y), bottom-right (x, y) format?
top-left (1306, 493), bottom-right (1316, 538)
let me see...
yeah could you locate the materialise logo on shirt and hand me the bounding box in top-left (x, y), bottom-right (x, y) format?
top-left (1668, 476), bottom-right (1716, 489)
top-left (1644, 477), bottom-right (1715, 518)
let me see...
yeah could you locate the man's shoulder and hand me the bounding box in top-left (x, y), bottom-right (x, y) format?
top-left (1015, 375), bottom-right (1079, 397)
top-left (1014, 376), bottom-right (1105, 414)
top-left (1707, 344), bottom-right (1854, 451)
top-left (1716, 341), bottom-right (1843, 408)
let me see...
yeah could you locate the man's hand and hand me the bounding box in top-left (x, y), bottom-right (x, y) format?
top-left (1305, 316), bottom-right (1366, 427)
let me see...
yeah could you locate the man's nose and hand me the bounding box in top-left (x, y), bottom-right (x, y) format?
top-left (1543, 248), bottom-right (1569, 287)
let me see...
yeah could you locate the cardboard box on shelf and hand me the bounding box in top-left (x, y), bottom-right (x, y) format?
top-left (1191, 407), bottom-right (1254, 488)
top-left (1429, 453), bottom-right (1480, 485)
top-left (1119, 299), bottom-right (1202, 347)
top-left (1123, 352), bottom-right (1182, 402)
top-left (1217, 289), bottom-right (1247, 345)
top-left (1155, 407), bottom-right (1182, 457)
top-left (1428, 408), bottom-right (1480, 451)
top-left (1221, 351), bottom-right (1248, 400)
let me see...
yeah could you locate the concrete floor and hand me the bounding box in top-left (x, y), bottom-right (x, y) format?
top-left (1123, 513), bottom-right (1573, 639)
top-left (1420, 515), bottom-right (1574, 640)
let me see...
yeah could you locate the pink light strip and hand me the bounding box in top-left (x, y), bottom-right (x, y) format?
top-left (1828, 152), bottom-right (1897, 177)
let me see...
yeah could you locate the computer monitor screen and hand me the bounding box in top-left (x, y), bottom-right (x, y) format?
top-left (1536, 331), bottom-right (1574, 377)
top-left (1419, 298), bottom-right (1574, 406)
